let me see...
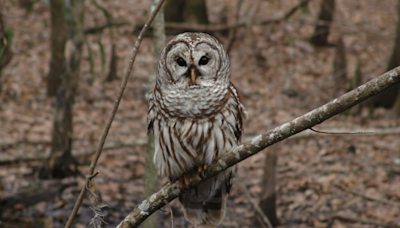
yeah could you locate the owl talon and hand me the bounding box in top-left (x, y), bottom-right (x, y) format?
top-left (179, 178), bottom-right (185, 189)
top-left (198, 164), bottom-right (208, 179)
top-left (179, 174), bottom-right (191, 189)
top-left (184, 174), bottom-right (190, 186)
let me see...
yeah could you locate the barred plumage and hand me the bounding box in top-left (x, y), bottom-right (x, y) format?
top-left (148, 32), bottom-right (247, 228)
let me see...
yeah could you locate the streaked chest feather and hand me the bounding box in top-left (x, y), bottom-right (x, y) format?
top-left (156, 84), bottom-right (228, 118)
top-left (151, 95), bottom-right (240, 178)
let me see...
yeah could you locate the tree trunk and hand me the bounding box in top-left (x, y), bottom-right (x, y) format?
top-left (332, 36), bottom-right (347, 95)
top-left (47, 0), bottom-right (68, 97)
top-left (165, 0), bottom-right (209, 24)
top-left (349, 59), bottom-right (363, 115)
top-left (0, 11), bottom-right (13, 93)
top-left (40, 0), bottom-right (85, 179)
top-left (143, 1), bottom-right (166, 227)
top-left (106, 43), bottom-right (118, 82)
top-left (184, 0), bottom-right (209, 25)
top-left (164, 0), bottom-right (209, 34)
top-left (371, 0), bottom-right (400, 109)
top-left (311, 0), bottom-right (335, 46)
top-left (164, 0), bottom-right (185, 23)
top-left (258, 145), bottom-right (279, 226)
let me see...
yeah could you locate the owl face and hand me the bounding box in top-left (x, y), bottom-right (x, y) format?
top-left (165, 41), bottom-right (221, 86)
top-left (157, 33), bottom-right (231, 90)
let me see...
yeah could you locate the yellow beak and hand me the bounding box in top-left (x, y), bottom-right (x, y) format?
top-left (190, 68), bottom-right (196, 84)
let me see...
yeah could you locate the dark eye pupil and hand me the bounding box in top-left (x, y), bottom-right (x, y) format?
top-left (199, 56), bottom-right (209, 65)
top-left (176, 57), bottom-right (186, 67)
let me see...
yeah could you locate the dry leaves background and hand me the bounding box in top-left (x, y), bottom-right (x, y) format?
top-left (0, 0), bottom-right (400, 227)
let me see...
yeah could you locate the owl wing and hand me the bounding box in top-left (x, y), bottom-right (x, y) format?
top-left (147, 92), bottom-right (156, 133)
top-left (228, 83), bottom-right (248, 143)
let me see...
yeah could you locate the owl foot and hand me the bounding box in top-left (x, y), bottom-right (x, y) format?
top-left (197, 164), bottom-right (208, 179)
top-left (178, 173), bottom-right (191, 189)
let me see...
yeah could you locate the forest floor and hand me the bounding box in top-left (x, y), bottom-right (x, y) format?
top-left (1, 0), bottom-right (400, 227)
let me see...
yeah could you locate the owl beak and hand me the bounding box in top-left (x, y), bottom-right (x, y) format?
top-left (190, 67), bottom-right (197, 84)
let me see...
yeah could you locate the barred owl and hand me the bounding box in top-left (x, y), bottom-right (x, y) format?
top-left (148, 32), bottom-right (247, 228)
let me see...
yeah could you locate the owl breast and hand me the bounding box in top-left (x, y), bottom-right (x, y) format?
top-left (158, 83), bottom-right (229, 118)
top-left (148, 84), bottom-right (244, 179)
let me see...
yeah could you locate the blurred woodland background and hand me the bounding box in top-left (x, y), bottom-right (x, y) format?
top-left (0, 0), bottom-right (400, 227)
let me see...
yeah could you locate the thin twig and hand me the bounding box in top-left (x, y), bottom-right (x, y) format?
top-left (63, 1), bottom-right (165, 227)
top-left (226, 0), bottom-right (243, 54)
top-left (237, 180), bottom-right (274, 228)
top-left (334, 184), bottom-right (400, 209)
top-left (242, 127), bottom-right (400, 142)
top-left (117, 66), bottom-right (400, 228)
top-left (87, 171), bottom-right (100, 181)
top-left (256, 216), bottom-right (268, 228)
top-left (163, 200), bottom-right (174, 228)
top-left (283, 0), bottom-right (310, 20)
top-left (327, 215), bottom-right (400, 228)
top-left (309, 127), bottom-right (373, 135)
top-left (84, 22), bottom-right (130, 34)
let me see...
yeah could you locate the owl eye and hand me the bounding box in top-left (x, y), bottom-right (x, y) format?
top-left (199, 56), bottom-right (209, 65)
top-left (176, 57), bottom-right (187, 67)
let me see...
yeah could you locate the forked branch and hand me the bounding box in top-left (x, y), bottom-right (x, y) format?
top-left (117, 66), bottom-right (400, 228)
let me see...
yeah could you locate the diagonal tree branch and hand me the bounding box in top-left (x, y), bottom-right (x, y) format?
top-left (117, 66), bottom-right (400, 228)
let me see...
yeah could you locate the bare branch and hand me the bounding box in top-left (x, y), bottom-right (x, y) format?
top-left (334, 184), bottom-right (400, 209)
top-left (84, 22), bottom-right (130, 34)
top-left (243, 126), bottom-right (400, 141)
top-left (63, 0), bottom-right (166, 227)
top-left (117, 66), bottom-right (400, 227)
top-left (327, 215), bottom-right (400, 228)
top-left (283, 0), bottom-right (311, 20)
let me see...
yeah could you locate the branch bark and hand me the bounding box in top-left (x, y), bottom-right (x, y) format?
top-left (117, 65), bottom-right (400, 227)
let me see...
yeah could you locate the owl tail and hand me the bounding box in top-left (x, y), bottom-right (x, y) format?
top-left (179, 170), bottom-right (234, 228)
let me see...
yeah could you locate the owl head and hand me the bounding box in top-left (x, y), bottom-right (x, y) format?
top-left (156, 32), bottom-right (231, 90)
